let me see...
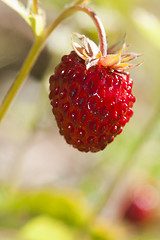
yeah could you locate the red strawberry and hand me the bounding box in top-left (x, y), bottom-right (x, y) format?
top-left (123, 184), bottom-right (159, 223)
top-left (49, 34), bottom-right (139, 152)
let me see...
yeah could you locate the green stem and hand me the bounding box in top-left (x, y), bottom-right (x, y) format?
top-left (0, 38), bottom-right (43, 122)
top-left (33, 0), bottom-right (39, 14)
top-left (0, 4), bottom-right (106, 122)
top-left (44, 5), bottom-right (107, 56)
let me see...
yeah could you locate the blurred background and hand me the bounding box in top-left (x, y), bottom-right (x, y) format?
top-left (0, 0), bottom-right (160, 239)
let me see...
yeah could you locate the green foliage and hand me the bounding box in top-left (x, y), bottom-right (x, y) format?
top-left (19, 216), bottom-right (76, 240)
top-left (133, 8), bottom-right (160, 49)
top-left (1, 0), bottom-right (45, 36)
top-left (94, 0), bottom-right (146, 15)
top-left (0, 188), bottom-right (128, 240)
top-left (89, 220), bottom-right (126, 240)
top-left (0, 189), bottom-right (90, 228)
top-left (71, 0), bottom-right (92, 5)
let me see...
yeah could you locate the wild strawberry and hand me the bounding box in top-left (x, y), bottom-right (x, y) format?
top-left (49, 33), bottom-right (140, 152)
top-left (123, 184), bottom-right (159, 223)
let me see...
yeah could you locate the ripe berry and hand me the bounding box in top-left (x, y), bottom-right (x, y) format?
top-left (123, 184), bottom-right (159, 223)
top-left (49, 33), bottom-right (140, 152)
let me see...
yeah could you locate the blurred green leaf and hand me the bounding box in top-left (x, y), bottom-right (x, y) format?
top-left (89, 220), bottom-right (127, 240)
top-left (41, 0), bottom-right (91, 11)
top-left (71, 0), bottom-right (92, 5)
top-left (95, 0), bottom-right (148, 11)
top-left (28, 9), bottom-right (46, 36)
top-left (1, 0), bottom-right (30, 24)
top-left (133, 8), bottom-right (160, 49)
top-left (0, 189), bottom-right (90, 228)
top-left (1, 0), bottom-right (45, 36)
top-left (19, 216), bottom-right (75, 240)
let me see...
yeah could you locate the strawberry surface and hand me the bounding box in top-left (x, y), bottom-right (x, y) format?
top-left (49, 51), bottom-right (135, 152)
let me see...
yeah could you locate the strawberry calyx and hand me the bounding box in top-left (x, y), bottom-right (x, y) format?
top-left (71, 33), bottom-right (142, 71)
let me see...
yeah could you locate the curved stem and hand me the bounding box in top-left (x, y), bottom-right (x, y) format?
top-left (0, 4), bottom-right (107, 122)
top-left (44, 5), bottom-right (107, 56)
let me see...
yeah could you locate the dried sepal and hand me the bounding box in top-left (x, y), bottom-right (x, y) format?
top-left (99, 54), bottom-right (121, 68)
top-left (71, 33), bottom-right (100, 59)
top-left (71, 33), bottom-right (100, 69)
top-left (71, 40), bottom-right (87, 60)
top-left (121, 53), bottom-right (142, 63)
top-left (107, 34), bottom-right (126, 54)
top-left (71, 32), bottom-right (142, 72)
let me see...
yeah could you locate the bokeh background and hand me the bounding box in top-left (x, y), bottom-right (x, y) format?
top-left (0, 0), bottom-right (160, 239)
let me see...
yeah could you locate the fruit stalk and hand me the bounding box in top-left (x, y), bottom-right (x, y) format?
top-left (33, 0), bottom-right (39, 14)
top-left (0, 38), bottom-right (43, 122)
top-left (0, 4), bottom-right (107, 122)
top-left (44, 5), bottom-right (107, 56)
